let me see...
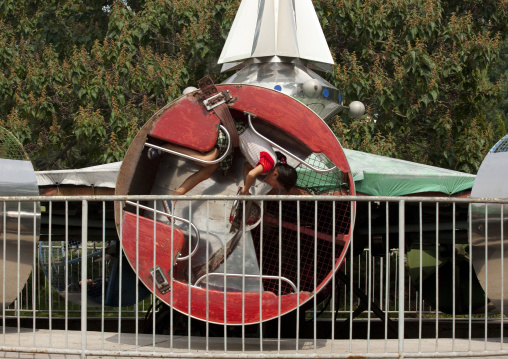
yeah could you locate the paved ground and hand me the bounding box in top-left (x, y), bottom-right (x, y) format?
top-left (0, 326), bottom-right (507, 358)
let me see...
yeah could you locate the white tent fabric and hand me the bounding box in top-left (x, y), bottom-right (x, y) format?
top-left (36, 162), bottom-right (122, 189)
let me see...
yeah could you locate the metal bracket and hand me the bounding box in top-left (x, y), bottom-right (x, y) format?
top-left (197, 75), bottom-right (218, 98)
top-left (203, 90), bottom-right (233, 111)
top-left (197, 75), bottom-right (233, 110)
top-left (150, 265), bottom-right (171, 294)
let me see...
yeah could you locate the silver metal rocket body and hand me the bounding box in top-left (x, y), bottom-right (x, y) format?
top-left (222, 59), bottom-right (343, 122)
top-left (470, 135), bottom-right (508, 313)
top-left (218, 0), bottom-right (345, 123)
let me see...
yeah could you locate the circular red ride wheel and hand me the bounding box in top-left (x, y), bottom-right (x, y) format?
top-left (115, 84), bottom-right (355, 324)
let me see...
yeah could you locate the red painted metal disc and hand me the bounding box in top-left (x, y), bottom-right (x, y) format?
top-left (116, 84), bottom-right (355, 324)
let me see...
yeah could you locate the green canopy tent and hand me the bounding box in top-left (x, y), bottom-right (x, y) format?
top-left (296, 149), bottom-right (475, 197)
top-left (344, 149), bottom-right (475, 196)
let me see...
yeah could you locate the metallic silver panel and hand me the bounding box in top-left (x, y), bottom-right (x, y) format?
top-left (222, 61), bottom-right (343, 122)
top-left (0, 159), bottom-right (41, 307)
top-left (471, 150), bottom-right (508, 313)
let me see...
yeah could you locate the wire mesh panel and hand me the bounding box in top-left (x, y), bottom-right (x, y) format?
top-left (251, 153), bottom-right (350, 296)
top-left (252, 200), bottom-right (345, 296)
top-left (0, 127), bottom-right (29, 161)
top-left (490, 135), bottom-right (508, 153)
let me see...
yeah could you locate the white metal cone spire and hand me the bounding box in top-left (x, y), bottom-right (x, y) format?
top-left (218, 0), bottom-right (334, 67)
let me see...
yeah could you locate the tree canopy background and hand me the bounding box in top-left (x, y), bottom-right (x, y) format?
top-left (0, 0), bottom-right (506, 172)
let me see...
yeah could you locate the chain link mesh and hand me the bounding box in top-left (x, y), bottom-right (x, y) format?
top-left (253, 152), bottom-right (350, 295)
top-left (0, 127), bottom-right (29, 161)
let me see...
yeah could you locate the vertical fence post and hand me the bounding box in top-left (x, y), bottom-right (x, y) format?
top-left (398, 200), bottom-right (405, 356)
top-left (81, 200), bottom-right (88, 359)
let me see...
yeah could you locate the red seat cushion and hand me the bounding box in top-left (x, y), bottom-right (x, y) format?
top-left (149, 97), bottom-right (220, 152)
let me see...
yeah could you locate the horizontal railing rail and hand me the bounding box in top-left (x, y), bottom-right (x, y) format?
top-left (2, 194), bottom-right (508, 202)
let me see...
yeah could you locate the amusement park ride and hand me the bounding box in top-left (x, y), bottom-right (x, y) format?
top-left (115, 0), bottom-right (359, 324)
top-left (1, 0), bottom-right (507, 330)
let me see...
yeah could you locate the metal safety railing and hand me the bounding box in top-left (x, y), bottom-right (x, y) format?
top-left (0, 194), bottom-right (507, 358)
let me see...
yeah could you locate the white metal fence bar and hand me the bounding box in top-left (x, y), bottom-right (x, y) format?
top-left (468, 202), bottom-right (473, 351)
top-left (0, 194), bottom-right (507, 358)
top-left (81, 199), bottom-right (88, 359)
top-left (398, 199), bottom-right (405, 356)
top-left (2, 202), bottom-right (5, 346)
top-left (485, 203), bottom-right (489, 352)
top-left (502, 204), bottom-right (505, 350)
top-left (435, 201), bottom-right (440, 352)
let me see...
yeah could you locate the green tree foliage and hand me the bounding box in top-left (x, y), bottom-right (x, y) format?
top-left (488, 37), bottom-right (508, 130)
top-left (0, 0), bottom-right (506, 173)
top-left (318, 0), bottom-right (508, 173)
top-left (495, 115), bottom-right (507, 139)
top-left (0, 0), bottom-right (239, 169)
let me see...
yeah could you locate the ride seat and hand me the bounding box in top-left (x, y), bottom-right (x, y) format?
top-left (149, 96), bottom-right (220, 152)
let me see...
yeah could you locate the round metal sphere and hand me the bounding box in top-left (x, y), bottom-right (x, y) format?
top-left (349, 101), bottom-right (366, 118)
top-left (302, 79), bottom-right (322, 98)
top-left (182, 86), bottom-right (198, 95)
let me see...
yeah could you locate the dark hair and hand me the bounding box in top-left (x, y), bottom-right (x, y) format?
top-left (274, 152), bottom-right (297, 191)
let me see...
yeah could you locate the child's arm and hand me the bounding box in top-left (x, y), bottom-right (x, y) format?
top-left (239, 163), bottom-right (264, 195)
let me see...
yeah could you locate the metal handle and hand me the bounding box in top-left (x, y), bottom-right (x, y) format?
top-left (125, 201), bottom-right (200, 261)
top-left (245, 112), bottom-right (337, 173)
top-left (229, 191), bottom-right (262, 232)
top-left (145, 125), bottom-right (231, 165)
top-left (194, 273), bottom-right (298, 293)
